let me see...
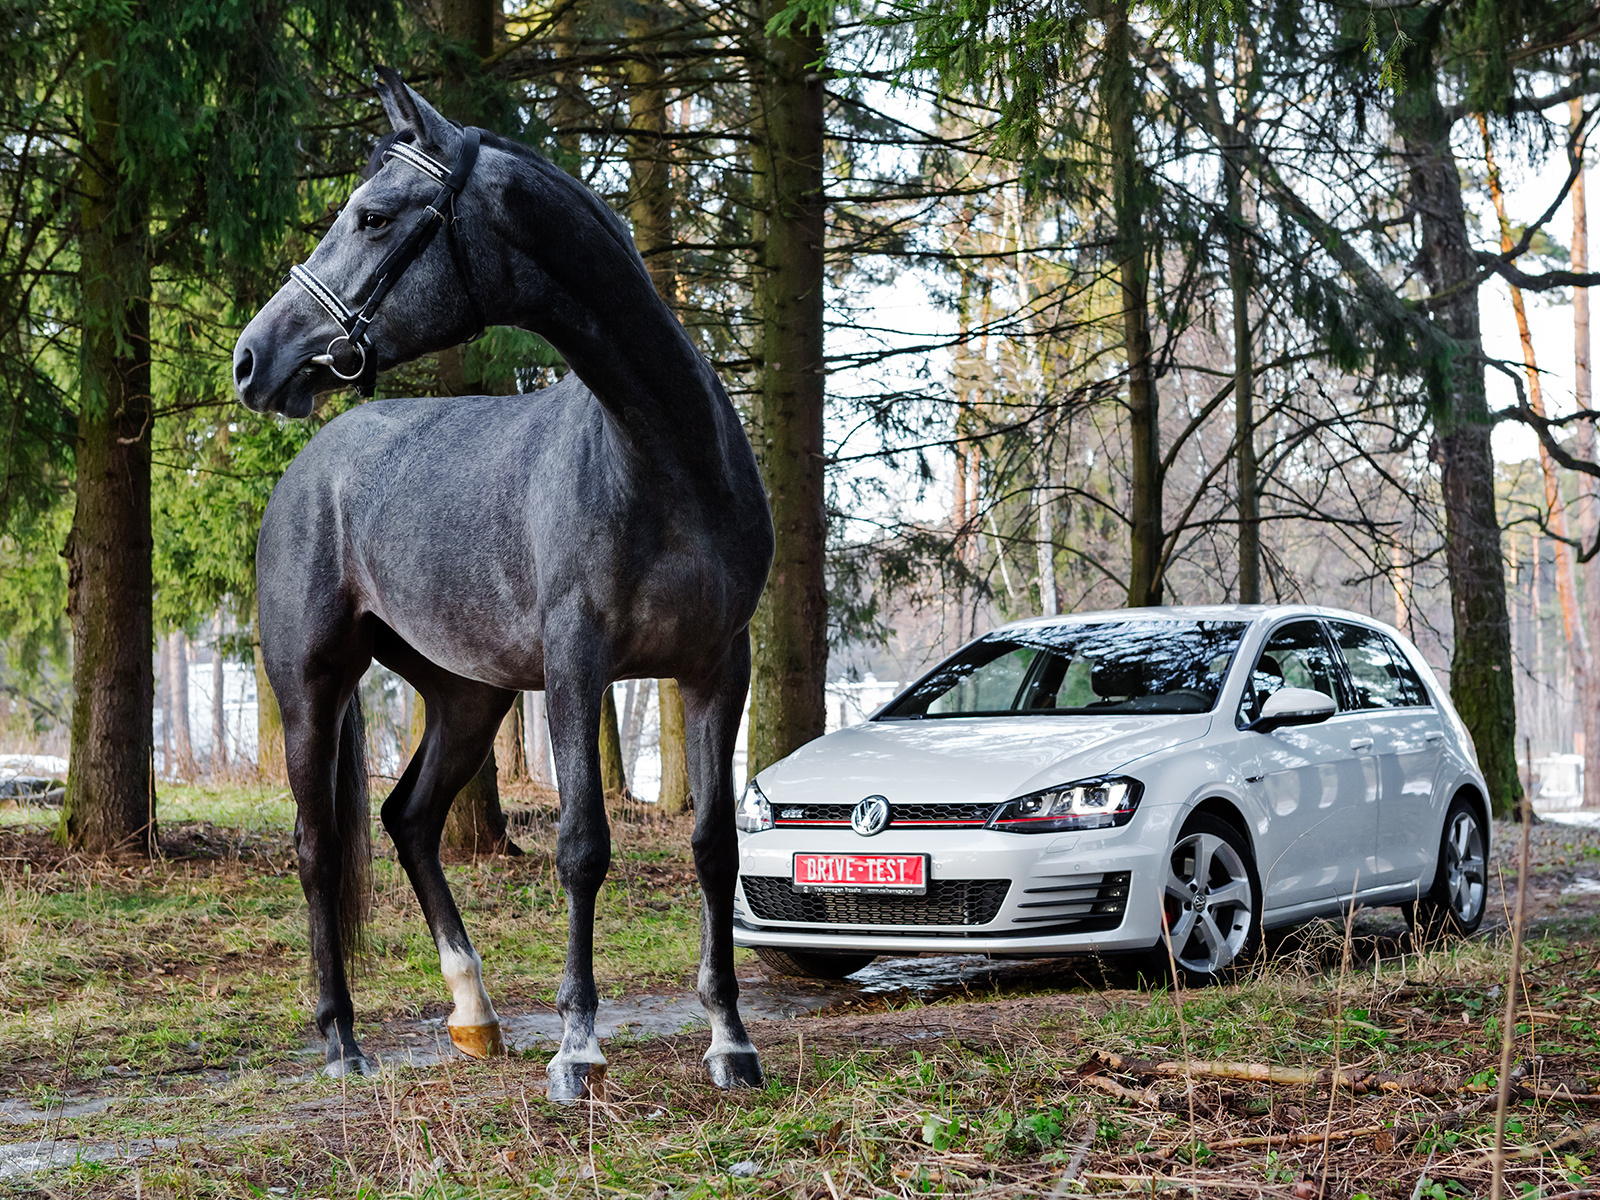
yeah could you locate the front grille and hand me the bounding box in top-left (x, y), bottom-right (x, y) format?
top-left (741, 876), bottom-right (1009, 927)
top-left (1009, 871), bottom-right (1131, 932)
top-left (771, 801), bottom-right (997, 828)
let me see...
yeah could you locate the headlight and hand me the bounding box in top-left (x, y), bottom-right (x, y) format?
top-left (736, 779), bottom-right (774, 832)
top-left (987, 776), bottom-right (1143, 833)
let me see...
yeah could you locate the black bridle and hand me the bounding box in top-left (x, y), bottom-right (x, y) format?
top-left (290, 126), bottom-right (484, 397)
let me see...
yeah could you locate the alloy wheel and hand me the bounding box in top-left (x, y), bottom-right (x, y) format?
top-left (1162, 831), bottom-right (1255, 976)
top-left (1442, 809), bottom-right (1486, 926)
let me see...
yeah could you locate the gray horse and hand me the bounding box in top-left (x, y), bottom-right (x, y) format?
top-left (231, 70), bottom-right (772, 1100)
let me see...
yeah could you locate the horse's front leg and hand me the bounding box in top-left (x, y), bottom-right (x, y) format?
top-left (544, 654), bottom-right (612, 1102)
top-left (682, 632), bottom-right (764, 1090)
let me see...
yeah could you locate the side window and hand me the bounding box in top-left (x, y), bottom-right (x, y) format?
top-left (1237, 620), bottom-right (1341, 726)
top-left (1330, 622), bottom-right (1422, 709)
top-left (1382, 636), bottom-right (1430, 707)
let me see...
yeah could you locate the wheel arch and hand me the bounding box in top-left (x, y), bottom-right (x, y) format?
top-left (1180, 796), bottom-right (1255, 858)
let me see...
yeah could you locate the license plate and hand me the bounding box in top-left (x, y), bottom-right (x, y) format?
top-left (792, 853), bottom-right (928, 896)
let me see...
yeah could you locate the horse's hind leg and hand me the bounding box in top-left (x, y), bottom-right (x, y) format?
top-left (276, 650), bottom-right (374, 1078)
top-left (376, 642), bottom-right (516, 1060)
top-left (543, 645), bottom-right (612, 1102)
top-left (682, 632), bottom-right (764, 1089)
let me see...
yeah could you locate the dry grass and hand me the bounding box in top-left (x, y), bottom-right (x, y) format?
top-left (1, 787), bottom-right (1599, 1198)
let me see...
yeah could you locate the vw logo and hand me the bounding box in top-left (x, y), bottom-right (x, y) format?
top-left (851, 795), bottom-right (891, 836)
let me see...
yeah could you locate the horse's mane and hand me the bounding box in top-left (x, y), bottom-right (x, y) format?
top-left (364, 127), bottom-right (650, 285)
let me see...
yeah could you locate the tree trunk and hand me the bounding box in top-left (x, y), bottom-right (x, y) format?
top-left (61, 16), bottom-right (155, 854)
top-left (1394, 74), bottom-right (1519, 815)
top-left (748, 0), bottom-right (828, 776)
top-left (495, 698), bottom-right (527, 783)
top-left (1482, 116), bottom-right (1590, 789)
top-left (1105, 2), bottom-right (1162, 607)
top-left (1572, 97), bottom-right (1597, 807)
top-left (171, 631), bottom-right (194, 781)
top-left (254, 598), bottom-right (286, 781)
top-left (1204, 36), bottom-right (1259, 603)
top-left (427, 0), bottom-right (520, 852)
top-left (158, 636), bottom-right (172, 776)
top-left (211, 613), bottom-right (227, 773)
top-left (524, 691), bottom-right (549, 785)
top-left (657, 678), bottom-right (691, 813)
top-left (621, 13), bottom-right (693, 807)
top-left (598, 685), bottom-right (628, 801)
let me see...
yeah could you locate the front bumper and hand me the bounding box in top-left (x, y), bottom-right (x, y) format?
top-left (733, 825), bottom-right (1169, 955)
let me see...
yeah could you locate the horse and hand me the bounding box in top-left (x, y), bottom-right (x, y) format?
top-left (231, 69), bottom-right (773, 1101)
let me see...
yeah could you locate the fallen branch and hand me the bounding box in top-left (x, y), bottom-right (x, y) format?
top-left (1082, 1050), bottom-right (1597, 1103)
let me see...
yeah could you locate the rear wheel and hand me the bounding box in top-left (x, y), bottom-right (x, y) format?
top-left (1406, 797), bottom-right (1487, 941)
top-left (1156, 814), bottom-right (1262, 986)
top-left (754, 947), bottom-right (877, 979)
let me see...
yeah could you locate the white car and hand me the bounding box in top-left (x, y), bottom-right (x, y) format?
top-left (733, 605), bottom-right (1491, 983)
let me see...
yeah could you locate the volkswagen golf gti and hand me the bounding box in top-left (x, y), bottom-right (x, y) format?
top-left (733, 606), bottom-right (1491, 983)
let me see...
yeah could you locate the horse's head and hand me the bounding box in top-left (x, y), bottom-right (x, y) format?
top-left (233, 70), bottom-right (487, 416)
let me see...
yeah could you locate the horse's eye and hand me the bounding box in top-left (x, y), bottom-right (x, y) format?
top-left (360, 212), bottom-right (391, 230)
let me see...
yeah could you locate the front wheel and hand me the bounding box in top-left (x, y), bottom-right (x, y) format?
top-left (754, 947), bottom-right (877, 979)
top-left (1155, 814), bottom-right (1262, 986)
top-left (1406, 798), bottom-right (1487, 941)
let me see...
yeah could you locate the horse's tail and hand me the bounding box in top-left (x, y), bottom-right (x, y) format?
top-left (336, 694), bottom-right (372, 970)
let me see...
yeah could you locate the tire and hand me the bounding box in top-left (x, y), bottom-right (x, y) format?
top-left (1153, 813), bottom-right (1263, 986)
top-left (754, 947), bottom-right (877, 979)
top-left (1406, 797), bottom-right (1487, 941)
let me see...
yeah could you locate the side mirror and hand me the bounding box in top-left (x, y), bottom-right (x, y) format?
top-left (1253, 687), bottom-right (1337, 732)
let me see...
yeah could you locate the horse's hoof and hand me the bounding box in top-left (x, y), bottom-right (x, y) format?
top-left (323, 1053), bottom-right (374, 1079)
top-left (449, 1021), bottom-right (506, 1060)
top-left (547, 1059), bottom-right (607, 1104)
top-left (705, 1049), bottom-right (764, 1090)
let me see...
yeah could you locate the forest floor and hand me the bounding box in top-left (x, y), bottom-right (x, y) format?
top-left (2, 785), bottom-right (1600, 1198)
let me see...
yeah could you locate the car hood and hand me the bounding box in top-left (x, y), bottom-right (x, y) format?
top-left (754, 713), bottom-right (1213, 807)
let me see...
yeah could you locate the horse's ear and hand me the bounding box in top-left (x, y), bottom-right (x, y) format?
top-left (374, 67), bottom-right (459, 154)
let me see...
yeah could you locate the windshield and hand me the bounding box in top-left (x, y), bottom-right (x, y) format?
top-left (880, 620), bottom-right (1249, 718)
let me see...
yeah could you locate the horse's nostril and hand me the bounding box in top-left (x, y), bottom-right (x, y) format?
top-left (234, 346), bottom-right (254, 388)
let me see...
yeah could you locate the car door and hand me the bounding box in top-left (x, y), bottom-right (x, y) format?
top-left (1239, 619), bottom-right (1377, 909)
top-left (1327, 621), bottom-right (1444, 888)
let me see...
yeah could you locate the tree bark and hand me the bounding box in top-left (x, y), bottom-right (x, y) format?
top-left (1482, 116), bottom-right (1589, 792)
top-left (1572, 97), bottom-right (1597, 807)
top-left (61, 15), bottom-right (156, 854)
top-left (495, 698), bottom-right (527, 783)
top-left (211, 613), bottom-right (227, 773)
top-left (253, 599), bottom-right (286, 782)
top-left (171, 631), bottom-right (194, 781)
top-left (1104, 2), bottom-right (1162, 607)
top-left (621, 10), bottom-right (693, 809)
top-left (427, 0), bottom-right (520, 852)
top-left (1204, 36), bottom-right (1259, 603)
top-left (657, 678), bottom-right (691, 813)
top-left (748, 0), bottom-right (828, 776)
top-left (1394, 75), bottom-right (1520, 815)
top-left (598, 685), bottom-right (628, 801)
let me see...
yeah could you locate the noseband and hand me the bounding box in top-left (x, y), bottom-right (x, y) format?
top-left (289, 127), bottom-right (484, 396)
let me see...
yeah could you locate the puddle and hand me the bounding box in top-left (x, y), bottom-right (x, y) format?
top-left (0, 1136), bottom-right (180, 1181)
top-left (1562, 876), bottom-right (1600, 895)
top-left (375, 983), bottom-right (838, 1068)
top-left (0, 1097), bottom-right (116, 1125)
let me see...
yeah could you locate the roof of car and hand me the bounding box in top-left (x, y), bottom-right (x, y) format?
top-left (994, 604), bottom-right (1400, 635)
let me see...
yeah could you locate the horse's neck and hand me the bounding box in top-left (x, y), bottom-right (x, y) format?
top-left (493, 169), bottom-right (734, 464)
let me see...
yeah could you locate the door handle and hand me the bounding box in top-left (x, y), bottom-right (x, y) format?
top-left (1424, 730), bottom-right (1444, 742)
top-left (1349, 737), bottom-right (1374, 752)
